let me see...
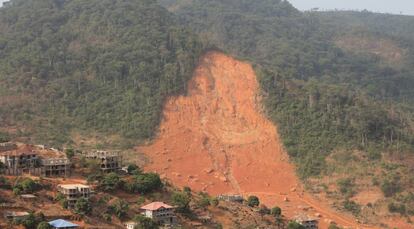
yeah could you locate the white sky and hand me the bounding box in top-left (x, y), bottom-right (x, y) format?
top-left (288, 0), bottom-right (414, 16)
top-left (1, 0), bottom-right (413, 16)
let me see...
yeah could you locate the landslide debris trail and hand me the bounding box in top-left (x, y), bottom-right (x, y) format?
top-left (138, 52), bottom-right (371, 229)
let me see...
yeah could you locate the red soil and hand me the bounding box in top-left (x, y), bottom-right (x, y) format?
top-left (138, 51), bottom-right (375, 229)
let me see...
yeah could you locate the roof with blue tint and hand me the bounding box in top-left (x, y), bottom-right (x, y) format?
top-left (48, 219), bottom-right (79, 228)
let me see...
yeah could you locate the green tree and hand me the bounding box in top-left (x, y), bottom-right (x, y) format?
top-left (271, 206), bottom-right (282, 217)
top-left (134, 214), bottom-right (158, 229)
top-left (112, 199), bottom-right (129, 219)
top-left (21, 212), bottom-right (38, 229)
top-left (127, 164), bottom-right (142, 175)
top-left (74, 197), bottom-right (91, 215)
top-left (99, 172), bottom-right (122, 192)
top-left (328, 223), bottom-right (342, 229)
top-left (65, 149), bottom-right (75, 159)
top-left (125, 173), bottom-right (162, 194)
top-left (37, 222), bottom-right (51, 229)
top-left (172, 191), bottom-right (191, 212)
top-left (287, 221), bottom-right (305, 229)
top-left (247, 196), bottom-right (260, 207)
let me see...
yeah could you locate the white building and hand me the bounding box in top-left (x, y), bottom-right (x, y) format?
top-left (140, 202), bottom-right (176, 225)
top-left (124, 221), bottom-right (137, 229)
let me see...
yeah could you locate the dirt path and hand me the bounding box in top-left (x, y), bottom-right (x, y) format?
top-left (138, 51), bottom-right (376, 229)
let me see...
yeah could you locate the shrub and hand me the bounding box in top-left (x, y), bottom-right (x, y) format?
top-left (337, 178), bottom-right (355, 197)
top-left (247, 196), bottom-right (260, 207)
top-left (65, 148), bottom-right (75, 159)
top-left (14, 178), bottom-right (41, 194)
top-left (343, 200), bottom-right (361, 215)
top-left (210, 197), bottom-right (219, 206)
top-left (74, 197), bottom-right (91, 215)
top-left (37, 222), bottom-right (51, 229)
top-left (99, 173), bottom-right (123, 192)
top-left (183, 186), bottom-right (192, 195)
top-left (172, 191), bottom-right (191, 212)
top-left (111, 199), bottom-right (129, 219)
top-left (127, 164), bottom-right (142, 175)
top-left (125, 173), bottom-right (162, 194)
top-left (388, 202), bottom-right (406, 215)
top-left (197, 196), bottom-right (211, 209)
top-left (259, 205), bottom-right (270, 215)
top-left (287, 221), bottom-right (305, 229)
top-left (0, 176), bottom-right (11, 189)
top-left (271, 206), bottom-right (282, 217)
top-left (328, 223), bottom-right (342, 229)
top-left (381, 179), bottom-right (401, 197)
top-left (134, 214), bottom-right (159, 229)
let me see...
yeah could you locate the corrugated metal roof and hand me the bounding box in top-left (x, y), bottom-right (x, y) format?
top-left (48, 219), bottom-right (79, 228)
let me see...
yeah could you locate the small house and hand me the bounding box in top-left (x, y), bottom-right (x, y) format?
top-left (140, 202), bottom-right (176, 225)
top-left (294, 214), bottom-right (319, 229)
top-left (4, 211), bottom-right (30, 221)
top-left (124, 221), bottom-right (137, 229)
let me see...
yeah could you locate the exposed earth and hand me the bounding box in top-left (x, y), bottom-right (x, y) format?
top-left (138, 51), bottom-right (377, 229)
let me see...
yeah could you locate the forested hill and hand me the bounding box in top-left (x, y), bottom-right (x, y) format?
top-left (0, 0), bottom-right (202, 145)
top-left (1, 0), bottom-right (414, 183)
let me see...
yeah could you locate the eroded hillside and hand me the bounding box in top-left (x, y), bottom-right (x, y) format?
top-left (138, 52), bottom-right (371, 229)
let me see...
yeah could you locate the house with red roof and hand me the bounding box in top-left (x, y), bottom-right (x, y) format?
top-left (140, 202), bottom-right (176, 225)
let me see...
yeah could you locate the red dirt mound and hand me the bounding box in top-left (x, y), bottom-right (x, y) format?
top-left (138, 51), bottom-right (374, 229)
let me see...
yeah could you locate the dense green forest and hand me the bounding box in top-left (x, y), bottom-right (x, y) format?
top-left (160, 0), bottom-right (414, 178)
top-left (0, 0), bottom-right (413, 181)
top-left (0, 0), bottom-right (202, 145)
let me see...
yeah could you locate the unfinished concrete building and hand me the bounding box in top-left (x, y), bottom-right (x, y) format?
top-left (0, 142), bottom-right (18, 152)
top-left (57, 184), bottom-right (91, 208)
top-left (41, 158), bottom-right (71, 177)
top-left (0, 144), bottom-right (39, 175)
top-left (294, 214), bottom-right (319, 229)
top-left (84, 151), bottom-right (122, 173)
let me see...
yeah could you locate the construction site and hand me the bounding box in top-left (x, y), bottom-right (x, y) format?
top-left (0, 143), bottom-right (71, 177)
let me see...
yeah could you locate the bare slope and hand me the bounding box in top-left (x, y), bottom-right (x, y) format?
top-left (138, 52), bottom-right (371, 229)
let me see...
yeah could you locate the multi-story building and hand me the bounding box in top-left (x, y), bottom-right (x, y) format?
top-left (140, 202), bottom-right (176, 225)
top-left (84, 151), bottom-right (122, 173)
top-left (57, 184), bottom-right (91, 208)
top-left (41, 158), bottom-right (71, 177)
top-left (0, 143), bottom-right (39, 172)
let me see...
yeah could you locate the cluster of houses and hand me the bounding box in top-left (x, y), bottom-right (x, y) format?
top-left (4, 182), bottom-right (177, 228)
top-left (1, 142), bottom-right (318, 228)
top-left (1, 142), bottom-right (177, 228)
top-left (0, 142), bottom-right (123, 177)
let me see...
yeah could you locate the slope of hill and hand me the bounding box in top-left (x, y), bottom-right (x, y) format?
top-left (0, 0), bottom-right (202, 145)
top-left (157, 0), bottom-right (414, 226)
top-left (139, 51), bottom-right (370, 229)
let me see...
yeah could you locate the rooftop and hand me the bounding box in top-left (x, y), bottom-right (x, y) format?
top-left (58, 184), bottom-right (90, 189)
top-left (4, 211), bottom-right (30, 217)
top-left (294, 214), bottom-right (318, 222)
top-left (0, 142), bottom-right (66, 158)
top-left (140, 202), bottom-right (174, 211)
top-left (48, 219), bottom-right (79, 228)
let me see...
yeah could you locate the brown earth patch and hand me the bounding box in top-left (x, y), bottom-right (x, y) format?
top-left (335, 35), bottom-right (406, 64)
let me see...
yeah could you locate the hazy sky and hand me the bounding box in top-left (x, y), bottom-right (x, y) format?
top-left (1, 0), bottom-right (413, 16)
top-left (288, 0), bottom-right (414, 16)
